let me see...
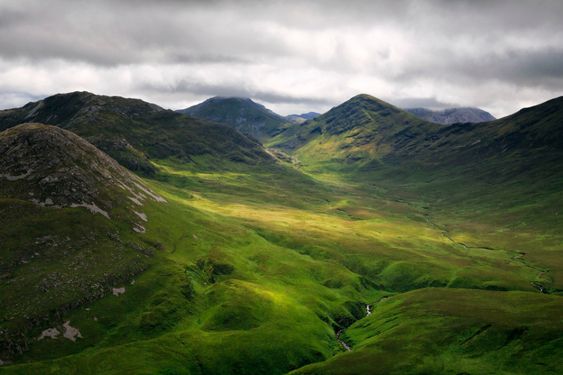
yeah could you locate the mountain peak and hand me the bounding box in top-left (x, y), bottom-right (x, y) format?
top-left (318, 94), bottom-right (405, 133)
top-left (338, 94), bottom-right (403, 115)
top-left (285, 112), bottom-right (321, 124)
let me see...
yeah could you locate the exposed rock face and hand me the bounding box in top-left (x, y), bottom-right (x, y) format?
top-left (0, 123), bottom-right (164, 216)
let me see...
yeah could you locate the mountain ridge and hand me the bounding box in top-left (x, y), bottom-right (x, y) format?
top-left (405, 106), bottom-right (495, 124)
top-left (270, 93), bottom-right (438, 160)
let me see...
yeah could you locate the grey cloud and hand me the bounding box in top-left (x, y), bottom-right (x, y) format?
top-left (0, 90), bottom-right (44, 110)
top-left (139, 80), bottom-right (333, 107)
top-left (0, 0), bottom-right (562, 115)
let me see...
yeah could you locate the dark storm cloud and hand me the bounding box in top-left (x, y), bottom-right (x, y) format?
top-left (0, 0), bottom-right (562, 115)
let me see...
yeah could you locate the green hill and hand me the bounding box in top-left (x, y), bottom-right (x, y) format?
top-left (292, 288), bottom-right (563, 375)
top-left (179, 97), bottom-right (289, 142)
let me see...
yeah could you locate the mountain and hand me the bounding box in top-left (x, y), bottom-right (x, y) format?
top-left (405, 107), bottom-right (495, 124)
top-left (272, 94), bottom-right (563, 172)
top-left (0, 92), bottom-right (273, 175)
top-left (285, 112), bottom-right (321, 124)
top-left (0, 123), bottom-right (165, 359)
top-left (270, 93), bottom-right (439, 163)
top-left (178, 96), bottom-right (289, 142)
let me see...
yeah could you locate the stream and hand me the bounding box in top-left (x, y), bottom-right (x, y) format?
top-left (336, 304), bottom-right (372, 351)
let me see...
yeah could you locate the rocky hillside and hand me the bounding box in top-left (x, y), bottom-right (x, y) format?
top-left (179, 97), bottom-right (289, 142)
top-left (0, 123), bottom-right (164, 216)
top-left (0, 92), bottom-right (273, 175)
top-left (405, 107), bottom-right (495, 124)
top-left (0, 124), bottom-right (165, 361)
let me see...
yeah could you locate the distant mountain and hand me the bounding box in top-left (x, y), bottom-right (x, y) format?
top-left (0, 92), bottom-right (272, 174)
top-left (405, 107), bottom-right (495, 124)
top-left (178, 97), bottom-right (289, 142)
top-left (0, 123), bottom-right (165, 358)
top-left (285, 112), bottom-right (321, 124)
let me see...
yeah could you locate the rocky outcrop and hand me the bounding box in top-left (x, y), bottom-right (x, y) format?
top-left (0, 123), bottom-right (164, 217)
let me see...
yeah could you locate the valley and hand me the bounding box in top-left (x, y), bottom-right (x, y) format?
top-left (0, 93), bottom-right (562, 374)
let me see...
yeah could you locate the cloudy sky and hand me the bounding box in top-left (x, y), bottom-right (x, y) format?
top-left (0, 0), bottom-right (562, 117)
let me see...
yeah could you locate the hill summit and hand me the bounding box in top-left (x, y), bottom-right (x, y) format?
top-left (271, 94), bottom-right (437, 158)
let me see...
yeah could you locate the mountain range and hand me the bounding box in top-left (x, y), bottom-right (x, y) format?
top-left (0, 92), bottom-right (272, 176)
top-left (405, 106), bottom-right (495, 124)
top-left (0, 91), bottom-right (562, 374)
